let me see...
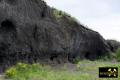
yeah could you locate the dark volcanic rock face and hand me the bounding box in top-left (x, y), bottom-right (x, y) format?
top-left (0, 0), bottom-right (110, 72)
top-left (106, 40), bottom-right (120, 52)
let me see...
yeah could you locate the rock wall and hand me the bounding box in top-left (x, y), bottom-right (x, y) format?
top-left (106, 40), bottom-right (120, 52)
top-left (0, 0), bottom-right (110, 72)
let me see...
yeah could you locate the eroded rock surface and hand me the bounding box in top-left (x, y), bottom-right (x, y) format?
top-left (0, 0), bottom-right (110, 72)
top-left (106, 40), bottom-right (120, 52)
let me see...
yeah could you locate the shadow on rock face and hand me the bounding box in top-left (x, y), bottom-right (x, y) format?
top-left (1, 19), bottom-right (16, 32)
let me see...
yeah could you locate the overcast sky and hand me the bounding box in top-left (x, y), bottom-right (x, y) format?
top-left (45, 0), bottom-right (120, 41)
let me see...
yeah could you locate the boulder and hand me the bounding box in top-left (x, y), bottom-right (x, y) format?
top-left (106, 40), bottom-right (120, 52)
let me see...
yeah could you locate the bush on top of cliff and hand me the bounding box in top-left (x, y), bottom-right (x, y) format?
top-left (52, 8), bottom-right (78, 22)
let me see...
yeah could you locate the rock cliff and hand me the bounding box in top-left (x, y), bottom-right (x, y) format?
top-left (0, 0), bottom-right (110, 72)
top-left (106, 40), bottom-right (120, 52)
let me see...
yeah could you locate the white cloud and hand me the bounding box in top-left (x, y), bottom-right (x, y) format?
top-left (45, 0), bottom-right (120, 41)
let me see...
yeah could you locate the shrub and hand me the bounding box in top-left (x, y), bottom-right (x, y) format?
top-left (52, 8), bottom-right (78, 22)
top-left (16, 62), bottom-right (29, 71)
top-left (72, 57), bottom-right (81, 64)
top-left (5, 67), bottom-right (17, 78)
top-left (116, 48), bottom-right (120, 61)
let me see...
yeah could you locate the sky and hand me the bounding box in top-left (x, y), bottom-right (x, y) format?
top-left (45, 0), bottom-right (120, 41)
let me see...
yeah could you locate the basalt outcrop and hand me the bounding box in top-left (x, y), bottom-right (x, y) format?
top-left (0, 0), bottom-right (110, 72)
top-left (106, 40), bottom-right (120, 52)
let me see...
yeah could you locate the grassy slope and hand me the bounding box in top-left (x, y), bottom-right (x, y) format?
top-left (1, 60), bottom-right (120, 80)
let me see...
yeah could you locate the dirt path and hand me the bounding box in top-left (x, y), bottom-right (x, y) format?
top-left (0, 75), bottom-right (3, 80)
top-left (0, 74), bottom-right (6, 80)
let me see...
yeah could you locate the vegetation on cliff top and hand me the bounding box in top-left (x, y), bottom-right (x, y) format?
top-left (52, 8), bottom-right (78, 22)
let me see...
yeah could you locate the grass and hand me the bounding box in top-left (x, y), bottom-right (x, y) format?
top-left (1, 60), bottom-right (119, 80)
